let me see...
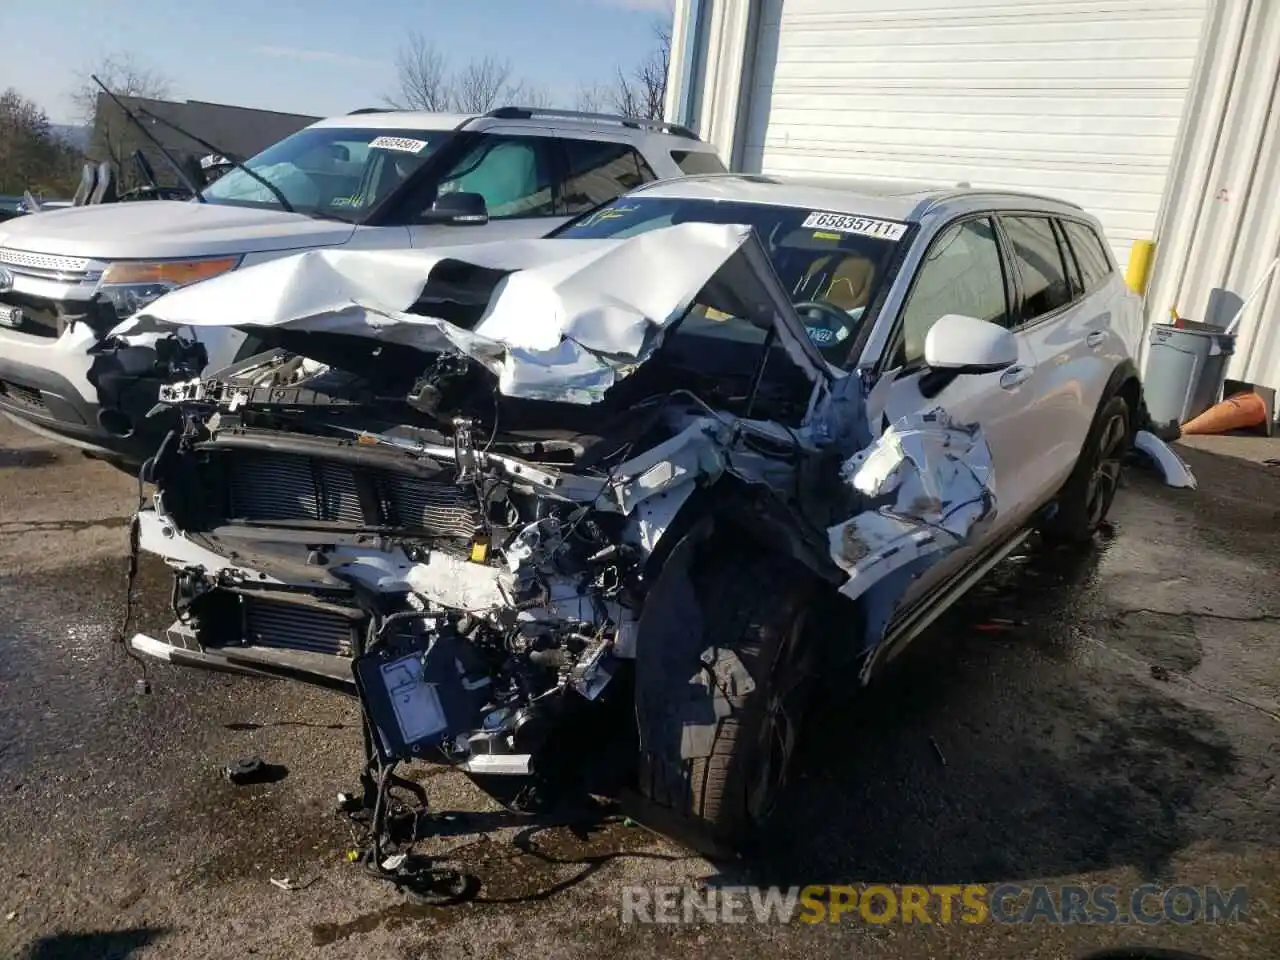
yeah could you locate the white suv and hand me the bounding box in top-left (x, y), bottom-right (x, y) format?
top-left (0, 107), bottom-right (725, 465)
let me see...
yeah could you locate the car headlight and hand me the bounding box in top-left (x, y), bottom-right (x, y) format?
top-left (99, 256), bottom-right (241, 315)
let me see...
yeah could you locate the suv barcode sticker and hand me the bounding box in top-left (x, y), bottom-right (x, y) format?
top-left (801, 212), bottom-right (908, 241)
top-left (369, 136), bottom-right (430, 154)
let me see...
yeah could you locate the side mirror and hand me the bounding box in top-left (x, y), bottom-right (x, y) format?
top-left (422, 191), bottom-right (489, 226)
top-left (923, 313), bottom-right (1017, 374)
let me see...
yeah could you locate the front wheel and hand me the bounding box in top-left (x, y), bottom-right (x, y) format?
top-left (635, 549), bottom-right (819, 847)
top-left (1041, 393), bottom-right (1131, 543)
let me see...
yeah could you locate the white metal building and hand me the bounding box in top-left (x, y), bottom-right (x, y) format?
top-left (666, 0), bottom-right (1280, 391)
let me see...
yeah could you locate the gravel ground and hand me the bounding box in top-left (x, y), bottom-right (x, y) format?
top-left (0, 414), bottom-right (1276, 960)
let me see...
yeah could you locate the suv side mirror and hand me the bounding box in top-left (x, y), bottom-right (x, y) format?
top-left (422, 191), bottom-right (489, 226)
top-left (924, 313), bottom-right (1017, 374)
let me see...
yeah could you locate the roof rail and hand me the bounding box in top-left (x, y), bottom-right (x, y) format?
top-left (483, 106), bottom-right (699, 140)
top-left (347, 107), bottom-right (388, 115)
top-left (922, 188), bottom-right (1084, 212)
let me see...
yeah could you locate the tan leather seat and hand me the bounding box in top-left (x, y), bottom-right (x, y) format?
top-left (802, 254), bottom-right (876, 311)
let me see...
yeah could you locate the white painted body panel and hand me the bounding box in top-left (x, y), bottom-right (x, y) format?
top-left (1021, 275), bottom-right (1145, 498)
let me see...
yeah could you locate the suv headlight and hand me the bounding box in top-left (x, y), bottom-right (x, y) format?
top-left (99, 256), bottom-right (241, 315)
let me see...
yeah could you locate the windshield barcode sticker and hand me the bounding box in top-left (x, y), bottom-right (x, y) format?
top-left (369, 136), bottom-right (430, 154)
top-left (801, 212), bottom-right (908, 241)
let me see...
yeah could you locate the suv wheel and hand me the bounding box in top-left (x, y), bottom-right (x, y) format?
top-left (1042, 393), bottom-right (1131, 543)
top-left (636, 549), bottom-right (818, 847)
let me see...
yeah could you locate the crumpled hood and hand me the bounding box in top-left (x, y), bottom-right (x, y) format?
top-left (114, 222), bottom-right (835, 403)
top-left (0, 200), bottom-right (355, 260)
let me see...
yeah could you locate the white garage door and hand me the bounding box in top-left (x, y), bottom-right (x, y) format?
top-left (742, 0), bottom-right (1208, 268)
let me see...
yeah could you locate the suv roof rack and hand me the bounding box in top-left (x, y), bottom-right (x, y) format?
top-left (922, 187), bottom-right (1085, 213)
top-left (347, 107), bottom-right (389, 115)
top-left (484, 106), bottom-right (699, 140)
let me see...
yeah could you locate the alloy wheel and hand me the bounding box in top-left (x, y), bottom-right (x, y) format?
top-left (1085, 411), bottom-right (1128, 527)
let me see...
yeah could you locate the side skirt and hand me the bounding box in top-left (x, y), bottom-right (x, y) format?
top-left (859, 525), bottom-right (1034, 684)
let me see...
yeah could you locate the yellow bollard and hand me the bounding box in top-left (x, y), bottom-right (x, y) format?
top-left (1126, 239), bottom-right (1155, 295)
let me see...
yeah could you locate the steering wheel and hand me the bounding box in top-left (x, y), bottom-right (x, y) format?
top-left (792, 299), bottom-right (853, 349)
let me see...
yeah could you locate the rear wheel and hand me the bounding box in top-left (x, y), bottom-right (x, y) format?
top-left (636, 549), bottom-right (818, 846)
top-left (1041, 393), bottom-right (1131, 543)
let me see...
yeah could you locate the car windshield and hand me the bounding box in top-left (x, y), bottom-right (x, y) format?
top-left (552, 195), bottom-right (911, 362)
top-left (202, 127), bottom-right (453, 222)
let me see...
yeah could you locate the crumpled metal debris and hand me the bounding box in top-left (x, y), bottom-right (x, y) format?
top-left (827, 407), bottom-right (996, 601)
top-left (111, 222), bottom-right (830, 404)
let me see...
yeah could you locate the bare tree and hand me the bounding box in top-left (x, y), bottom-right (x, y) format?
top-left (609, 21), bottom-right (670, 119)
top-left (70, 53), bottom-right (172, 173)
top-left (517, 84), bottom-right (555, 110)
top-left (385, 31), bottom-right (451, 111)
top-left (451, 55), bottom-right (522, 113)
top-left (574, 83), bottom-right (611, 113)
top-left (386, 35), bottom-right (555, 115)
top-left (70, 53), bottom-right (171, 125)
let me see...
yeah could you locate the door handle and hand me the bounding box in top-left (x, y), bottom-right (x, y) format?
top-left (1000, 365), bottom-right (1033, 390)
top-left (1086, 330), bottom-right (1107, 349)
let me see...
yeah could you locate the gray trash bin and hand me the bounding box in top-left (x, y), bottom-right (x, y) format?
top-left (1144, 321), bottom-right (1235, 436)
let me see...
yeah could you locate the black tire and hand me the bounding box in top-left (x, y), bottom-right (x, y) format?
top-left (1041, 393), bottom-right (1131, 543)
top-left (635, 548), bottom-right (818, 847)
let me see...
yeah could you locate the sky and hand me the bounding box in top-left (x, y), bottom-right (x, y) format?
top-left (0, 0), bottom-right (673, 124)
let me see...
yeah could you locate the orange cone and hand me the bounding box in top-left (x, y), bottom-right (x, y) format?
top-left (1180, 391), bottom-right (1268, 435)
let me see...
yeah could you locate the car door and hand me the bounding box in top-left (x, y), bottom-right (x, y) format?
top-left (407, 131), bottom-right (564, 248)
top-left (876, 214), bottom-right (1040, 613)
top-left (995, 214), bottom-right (1096, 502)
top-left (1054, 217), bottom-right (1136, 477)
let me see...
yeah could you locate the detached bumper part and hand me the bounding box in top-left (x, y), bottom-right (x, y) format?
top-left (1133, 429), bottom-right (1197, 489)
top-left (128, 627), bottom-right (354, 687)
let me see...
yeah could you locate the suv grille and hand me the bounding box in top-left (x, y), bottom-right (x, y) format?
top-left (0, 248), bottom-right (96, 282)
top-left (217, 450), bottom-right (482, 541)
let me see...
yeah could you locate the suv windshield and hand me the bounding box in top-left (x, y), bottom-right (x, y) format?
top-left (202, 127), bottom-right (453, 221)
top-left (553, 196), bottom-right (910, 362)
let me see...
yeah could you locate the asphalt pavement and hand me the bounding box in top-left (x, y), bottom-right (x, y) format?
top-left (0, 414), bottom-right (1276, 960)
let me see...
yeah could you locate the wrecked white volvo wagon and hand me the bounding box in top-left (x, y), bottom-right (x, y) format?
top-left (95, 176), bottom-right (1195, 845)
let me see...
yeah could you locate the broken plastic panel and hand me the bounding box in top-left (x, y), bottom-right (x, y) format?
top-left (353, 628), bottom-right (491, 764)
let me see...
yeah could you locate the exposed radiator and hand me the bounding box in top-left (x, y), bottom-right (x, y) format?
top-left (242, 595), bottom-right (357, 657)
top-left (222, 450), bottom-right (481, 540)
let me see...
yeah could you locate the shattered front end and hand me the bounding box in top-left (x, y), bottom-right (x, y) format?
top-left (131, 364), bottom-right (820, 776)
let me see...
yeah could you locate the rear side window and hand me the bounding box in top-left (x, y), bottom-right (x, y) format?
top-left (559, 140), bottom-right (657, 213)
top-left (1061, 219), bottom-right (1114, 291)
top-left (671, 150), bottom-right (728, 175)
top-left (1002, 216), bottom-right (1072, 322)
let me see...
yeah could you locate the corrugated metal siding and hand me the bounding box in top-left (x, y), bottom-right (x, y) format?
top-left (742, 0), bottom-right (1208, 269)
top-left (1145, 0), bottom-right (1280, 392)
